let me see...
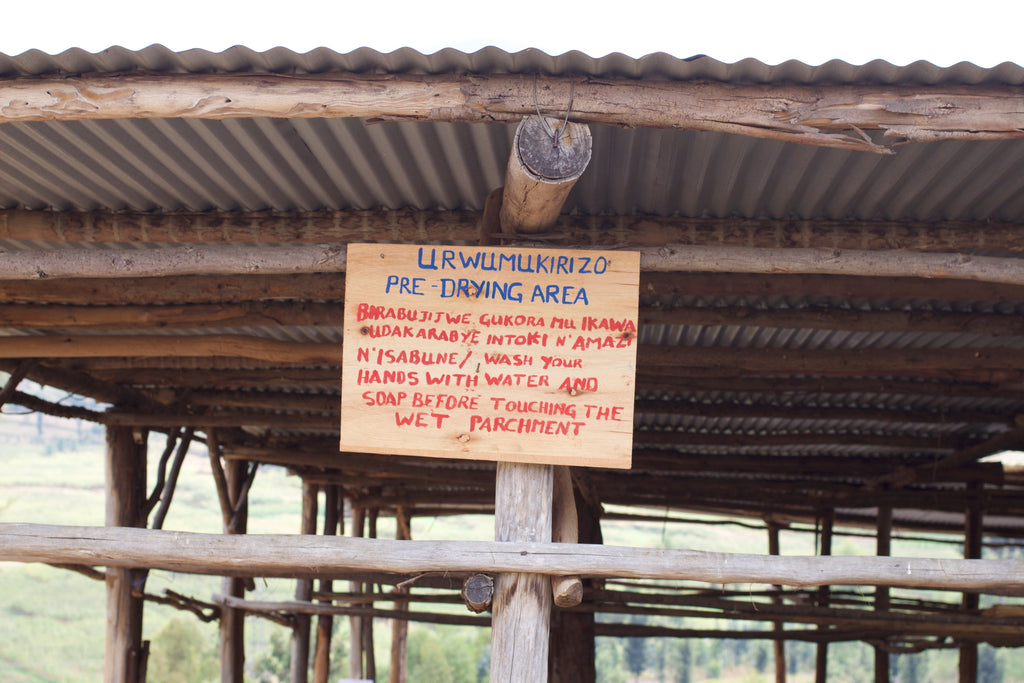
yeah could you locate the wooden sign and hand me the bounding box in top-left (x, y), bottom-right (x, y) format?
top-left (339, 244), bottom-right (639, 468)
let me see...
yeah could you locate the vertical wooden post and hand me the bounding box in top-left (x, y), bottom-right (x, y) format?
top-left (220, 458), bottom-right (248, 683)
top-left (875, 504), bottom-right (892, 683)
top-left (291, 481), bottom-right (318, 683)
top-left (349, 502), bottom-right (366, 681)
top-left (492, 462), bottom-right (554, 682)
top-left (364, 506), bottom-right (379, 682)
top-left (814, 510), bottom-right (834, 683)
top-left (105, 426), bottom-right (147, 683)
top-left (768, 522), bottom-right (786, 683)
top-left (959, 482), bottom-right (983, 683)
top-left (491, 112), bottom-right (592, 683)
top-left (390, 507), bottom-right (412, 683)
top-left (313, 485), bottom-right (342, 683)
top-left (551, 466), bottom-right (582, 607)
top-left (550, 472), bottom-right (601, 683)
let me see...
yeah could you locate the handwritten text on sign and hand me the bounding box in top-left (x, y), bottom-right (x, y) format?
top-left (339, 244), bottom-right (640, 468)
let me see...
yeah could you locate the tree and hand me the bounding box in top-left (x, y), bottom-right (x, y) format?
top-left (250, 629), bottom-right (291, 683)
top-left (147, 617), bottom-right (217, 683)
top-left (625, 636), bottom-right (646, 681)
top-left (675, 640), bottom-right (692, 683)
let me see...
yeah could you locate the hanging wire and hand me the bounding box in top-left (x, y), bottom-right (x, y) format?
top-left (533, 75), bottom-right (575, 144)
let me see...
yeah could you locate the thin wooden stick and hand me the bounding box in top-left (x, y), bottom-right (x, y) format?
top-left (150, 429), bottom-right (195, 530)
top-left (205, 429), bottom-right (234, 530)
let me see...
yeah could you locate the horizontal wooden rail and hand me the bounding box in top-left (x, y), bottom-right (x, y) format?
top-left (5, 210), bottom-right (1024, 254)
top-left (1, 243), bottom-right (1022, 285)
top-left (4, 523), bottom-right (1024, 590)
top-left (3, 73), bottom-right (1024, 151)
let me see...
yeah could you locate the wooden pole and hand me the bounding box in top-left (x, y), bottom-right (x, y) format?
top-left (364, 506), bottom-right (378, 683)
top-left (492, 462), bottom-right (554, 683)
top-left (960, 483), bottom-right (983, 683)
top-left (11, 523), bottom-right (1024, 589)
top-left (490, 114), bottom-right (591, 683)
top-left (390, 507), bottom-right (411, 683)
top-left (313, 485), bottom-right (342, 683)
top-left (815, 510), bottom-right (834, 683)
top-left (104, 426), bottom-right (147, 683)
top-left (4, 242), bottom-right (1024, 287)
top-left (551, 466), bottom-right (582, 607)
top-left (875, 504), bottom-right (892, 683)
top-left (219, 458), bottom-right (248, 683)
top-left (291, 481), bottom-right (318, 683)
top-left (349, 502), bottom-right (366, 681)
top-left (768, 523), bottom-right (787, 683)
top-left (550, 476), bottom-right (602, 683)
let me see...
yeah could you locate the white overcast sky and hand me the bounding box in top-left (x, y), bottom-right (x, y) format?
top-left (3, 0), bottom-right (1022, 67)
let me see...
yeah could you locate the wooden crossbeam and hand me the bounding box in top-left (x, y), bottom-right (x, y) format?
top-left (2, 272), bottom-right (1022, 306)
top-left (8, 523), bottom-right (1024, 589)
top-left (5, 210), bottom-right (1024, 253)
top-left (0, 302), bottom-right (343, 331)
top-left (12, 340), bottom-right (1019, 376)
top-left (3, 73), bottom-right (1024, 151)
top-left (5, 301), bottom-right (1024, 338)
top-left (1, 243), bottom-right (1023, 285)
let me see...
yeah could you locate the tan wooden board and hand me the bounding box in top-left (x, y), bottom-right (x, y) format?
top-left (340, 244), bottom-right (639, 468)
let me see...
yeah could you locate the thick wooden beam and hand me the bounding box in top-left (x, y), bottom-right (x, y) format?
top-left (3, 73), bottom-right (1023, 151)
top-left (10, 523), bottom-right (1024, 590)
top-left (5, 209), bottom-right (1024, 254)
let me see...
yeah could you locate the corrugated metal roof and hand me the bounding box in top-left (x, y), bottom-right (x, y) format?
top-left (3, 45), bottom-right (1024, 84)
top-left (3, 47), bottom-right (1024, 220)
top-left (3, 46), bottom-right (1024, 537)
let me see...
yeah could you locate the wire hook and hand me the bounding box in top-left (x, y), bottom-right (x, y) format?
top-left (533, 75), bottom-right (575, 145)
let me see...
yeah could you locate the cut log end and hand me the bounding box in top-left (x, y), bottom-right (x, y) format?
top-left (461, 573), bottom-right (494, 613)
top-left (552, 575), bottom-right (583, 608)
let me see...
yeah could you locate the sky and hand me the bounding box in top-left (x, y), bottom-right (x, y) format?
top-left (3, 0), bottom-right (1022, 67)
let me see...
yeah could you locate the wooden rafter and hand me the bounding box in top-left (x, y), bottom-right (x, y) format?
top-left (3, 73), bottom-right (1024, 151)
top-left (1, 243), bottom-right (1023, 285)
top-left (4, 210), bottom-right (1024, 254)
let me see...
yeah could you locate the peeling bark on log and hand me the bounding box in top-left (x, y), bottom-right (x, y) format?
top-left (4, 73), bottom-right (1024, 151)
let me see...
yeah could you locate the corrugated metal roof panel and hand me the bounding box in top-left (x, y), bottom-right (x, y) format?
top-left (2, 46), bottom-right (1023, 85)
top-left (4, 117), bottom-right (1024, 220)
